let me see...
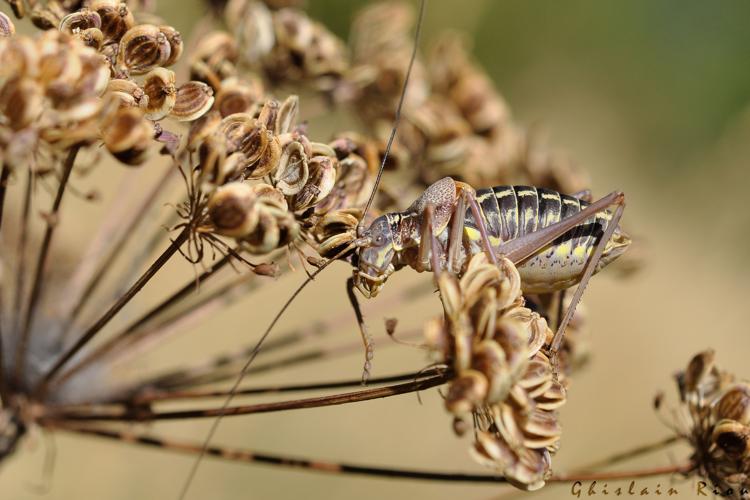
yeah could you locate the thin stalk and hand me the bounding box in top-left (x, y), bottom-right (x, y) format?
top-left (12, 168), bottom-right (33, 334)
top-left (550, 463), bottom-right (693, 482)
top-left (57, 424), bottom-right (511, 483)
top-left (123, 367), bottom-right (446, 404)
top-left (53, 251), bottom-right (235, 387)
top-left (0, 164), bottom-right (13, 401)
top-left (15, 146), bottom-right (79, 384)
top-left (575, 436), bottom-right (681, 472)
top-left (35, 227), bottom-right (190, 394)
top-left (56, 425), bottom-right (693, 485)
top-left (44, 371), bottom-right (451, 422)
top-left (58, 163), bottom-right (176, 340)
top-left (0, 163), bottom-right (10, 233)
top-left (139, 327), bottom-right (421, 393)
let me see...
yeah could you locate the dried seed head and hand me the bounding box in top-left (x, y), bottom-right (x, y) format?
top-left (30, 3), bottom-right (65, 31)
top-left (313, 209), bottom-right (360, 257)
top-left (214, 77), bottom-right (264, 117)
top-left (170, 80), bottom-right (214, 122)
top-left (101, 106), bottom-right (153, 165)
top-left (424, 253), bottom-right (564, 491)
top-left (0, 77), bottom-right (44, 130)
top-left (107, 77), bottom-right (147, 107)
top-left (276, 94), bottom-right (298, 135)
top-left (5, 0), bottom-right (24, 19)
top-left (241, 183), bottom-right (298, 254)
top-left (207, 182), bottom-right (259, 237)
top-left (141, 67), bottom-right (176, 120)
top-left (59, 9), bottom-right (102, 34)
top-left (290, 154), bottom-right (336, 211)
top-left (665, 351), bottom-right (750, 497)
top-left (74, 27), bottom-right (105, 51)
top-left (158, 25), bottom-right (183, 67)
top-left (117, 24), bottom-right (171, 74)
top-left (0, 11), bottom-right (16, 37)
top-left (229, 0), bottom-right (274, 64)
top-left (187, 109), bottom-right (221, 151)
top-left (190, 31), bottom-right (239, 88)
top-left (274, 140), bottom-right (308, 195)
top-left (92, 1), bottom-right (134, 42)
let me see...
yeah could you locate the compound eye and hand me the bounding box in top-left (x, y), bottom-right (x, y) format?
top-left (374, 234), bottom-right (386, 246)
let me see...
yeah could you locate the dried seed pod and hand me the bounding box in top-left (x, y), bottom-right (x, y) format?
top-left (197, 132), bottom-right (229, 186)
top-left (207, 182), bottom-right (259, 237)
top-left (92, 0), bottom-right (134, 42)
top-left (275, 94), bottom-right (298, 135)
top-left (117, 24), bottom-right (171, 74)
top-left (75, 27), bottom-right (105, 50)
top-left (30, 3), bottom-right (65, 30)
top-left (187, 110), bottom-right (221, 151)
top-left (290, 154), bottom-right (336, 211)
top-left (0, 77), bottom-right (44, 130)
top-left (712, 420), bottom-right (750, 459)
top-left (102, 106), bottom-right (153, 165)
top-left (158, 25), bottom-right (182, 67)
top-left (141, 67), bottom-right (176, 120)
top-left (0, 37), bottom-right (39, 79)
top-left (190, 31), bottom-right (238, 87)
top-left (0, 11), bottom-right (16, 37)
top-left (214, 77), bottom-right (263, 117)
top-left (715, 386), bottom-right (750, 424)
top-left (5, 0), bottom-right (24, 19)
top-left (274, 140), bottom-right (308, 196)
top-left (243, 129), bottom-right (280, 179)
top-left (107, 77), bottom-right (147, 107)
top-left (216, 112), bottom-right (256, 152)
top-left (170, 80), bottom-right (214, 121)
top-left (59, 9), bottom-right (102, 34)
top-left (232, 0), bottom-right (274, 64)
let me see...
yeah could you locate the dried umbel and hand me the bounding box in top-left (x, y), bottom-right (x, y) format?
top-left (0, 30), bottom-right (111, 166)
top-left (424, 254), bottom-right (566, 491)
top-left (226, 0), bottom-right (349, 90)
top-left (665, 351), bottom-right (750, 498)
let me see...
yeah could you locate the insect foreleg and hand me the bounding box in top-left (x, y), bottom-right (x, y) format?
top-left (346, 277), bottom-right (374, 384)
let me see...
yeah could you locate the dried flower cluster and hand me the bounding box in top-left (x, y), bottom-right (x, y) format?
top-left (666, 350), bottom-right (750, 498)
top-left (0, 1), bottom-right (215, 169)
top-left (424, 253), bottom-right (567, 490)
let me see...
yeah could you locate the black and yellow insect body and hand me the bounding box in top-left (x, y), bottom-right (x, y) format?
top-left (353, 177), bottom-right (630, 298)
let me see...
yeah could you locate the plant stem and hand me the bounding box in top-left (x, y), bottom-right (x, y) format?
top-left (54, 425), bottom-right (694, 485)
top-left (15, 146), bottom-right (79, 385)
top-left (56, 424), bottom-right (512, 483)
top-left (45, 371), bottom-right (451, 421)
top-left (118, 366), bottom-right (447, 404)
top-left (0, 163), bottom-right (10, 234)
top-left (574, 436), bottom-right (681, 472)
top-left (52, 251), bottom-right (234, 387)
top-left (549, 463), bottom-right (692, 482)
top-left (35, 226), bottom-right (190, 395)
top-left (12, 168), bottom-right (33, 335)
top-left (57, 163), bottom-right (175, 340)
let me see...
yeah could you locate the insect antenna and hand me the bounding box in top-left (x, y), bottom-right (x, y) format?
top-left (177, 2), bottom-right (427, 496)
top-left (357, 0), bottom-right (426, 232)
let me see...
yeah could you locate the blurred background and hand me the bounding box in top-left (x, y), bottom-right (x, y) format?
top-left (2, 0), bottom-right (750, 498)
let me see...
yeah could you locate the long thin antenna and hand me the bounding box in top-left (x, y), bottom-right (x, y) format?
top-left (176, 2), bottom-right (427, 497)
top-left (357, 0), bottom-right (427, 233)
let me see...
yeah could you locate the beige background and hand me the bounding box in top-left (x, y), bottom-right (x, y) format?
top-left (2, 0), bottom-right (750, 498)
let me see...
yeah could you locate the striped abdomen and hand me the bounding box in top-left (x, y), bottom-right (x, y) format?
top-left (464, 186), bottom-right (628, 293)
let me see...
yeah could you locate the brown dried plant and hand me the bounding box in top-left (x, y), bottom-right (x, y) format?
top-left (0, 1), bottom-right (705, 499)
